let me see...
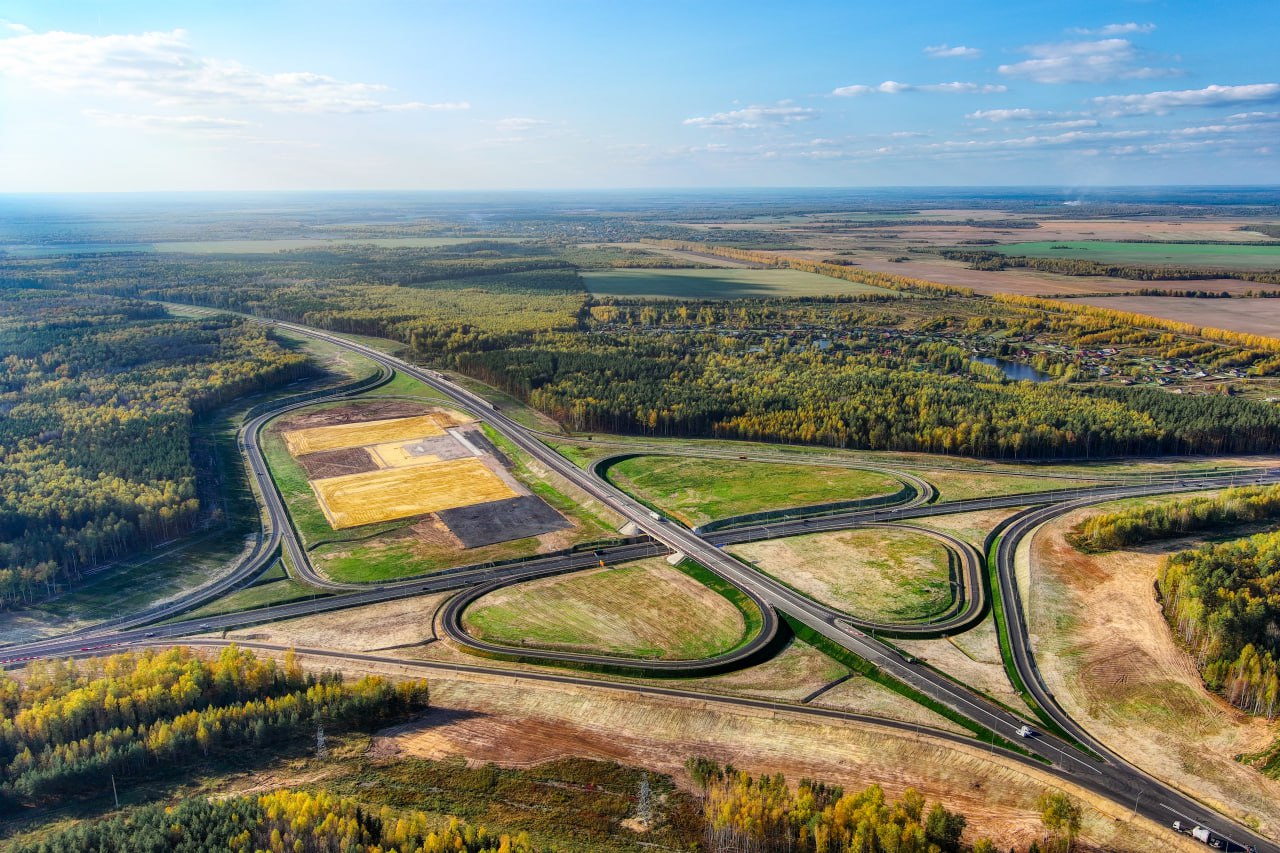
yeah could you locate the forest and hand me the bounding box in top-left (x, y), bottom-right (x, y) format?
top-left (0, 290), bottom-right (309, 605)
top-left (1071, 485), bottom-right (1280, 551)
top-left (699, 769), bottom-right (979, 853)
top-left (13, 788), bottom-right (534, 853)
top-left (1158, 530), bottom-right (1280, 719)
top-left (5, 242), bottom-right (1280, 467)
top-left (0, 646), bottom-right (429, 810)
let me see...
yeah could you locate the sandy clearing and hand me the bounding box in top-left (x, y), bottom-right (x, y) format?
top-left (1026, 508), bottom-right (1280, 838)
top-left (1076, 296), bottom-right (1280, 339)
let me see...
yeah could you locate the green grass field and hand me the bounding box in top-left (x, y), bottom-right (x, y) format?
top-left (992, 240), bottom-right (1280, 270)
top-left (461, 558), bottom-right (748, 660)
top-left (731, 527), bottom-right (954, 622)
top-left (605, 455), bottom-right (901, 526)
top-left (582, 268), bottom-right (899, 299)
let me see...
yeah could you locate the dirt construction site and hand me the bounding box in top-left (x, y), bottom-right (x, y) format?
top-left (282, 403), bottom-right (569, 544)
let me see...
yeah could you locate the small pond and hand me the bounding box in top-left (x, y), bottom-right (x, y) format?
top-left (974, 356), bottom-right (1054, 383)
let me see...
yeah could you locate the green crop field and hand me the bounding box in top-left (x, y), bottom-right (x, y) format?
top-left (582, 268), bottom-right (898, 299)
top-left (992, 241), bottom-right (1280, 270)
top-left (605, 455), bottom-right (901, 527)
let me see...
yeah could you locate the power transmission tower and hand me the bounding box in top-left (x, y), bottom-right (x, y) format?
top-left (315, 723), bottom-right (328, 759)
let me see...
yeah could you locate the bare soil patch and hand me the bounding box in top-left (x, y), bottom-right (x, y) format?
top-left (276, 399), bottom-right (431, 431)
top-left (296, 447), bottom-right (378, 479)
top-left (438, 495), bottom-right (570, 549)
top-left (1027, 508), bottom-right (1280, 837)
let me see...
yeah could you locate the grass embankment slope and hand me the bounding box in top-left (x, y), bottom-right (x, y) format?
top-left (605, 455), bottom-right (900, 527)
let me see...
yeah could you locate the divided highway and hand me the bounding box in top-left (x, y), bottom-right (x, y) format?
top-left (4, 315), bottom-right (1276, 852)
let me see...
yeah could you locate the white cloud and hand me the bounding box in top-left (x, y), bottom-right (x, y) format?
top-left (1093, 83), bottom-right (1280, 115)
top-left (1228, 111), bottom-right (1280, 122)
top-left (83, 110), bottom-right (252, 132)
top-left (998, 38), bottom-right (1176, 84)
top-left (1042, 118), bottom-right (1099, 128)
top-left (0, 26), bottom-right (460, 113)
top-left (0, 19), bottom-right (31, 34)
top-left (924, 44), bottom-right (982, 59)
top-left (967, 108), bottom-right (1042, 121)
top-left (1072, 22), bottom-right (1156, 36)
top-left (683, 104), bottom-right (818, 129)
top-left (494, 117), bottom-right (549, 133)
top-left (833, 80), bottom-right (1005, 96)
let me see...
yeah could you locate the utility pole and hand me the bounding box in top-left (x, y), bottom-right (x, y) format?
top-left (111, 773), bottom-right (119, 808)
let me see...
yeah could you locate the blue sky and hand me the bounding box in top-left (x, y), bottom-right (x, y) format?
top-left (0, 1), bottom-right (1277, 190)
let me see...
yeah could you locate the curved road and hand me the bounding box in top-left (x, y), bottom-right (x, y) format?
top-left (5, 315), bottom-right (1277, 851)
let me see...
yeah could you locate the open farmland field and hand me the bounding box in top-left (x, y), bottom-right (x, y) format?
top-left (1076, 296), bottom-right (1280, 339)
top-left (839, 255), bottom-right (1250, 297)
top-left (730, 526), bottom-right (954, 622)
top-left (991, 240), bottom-right (1280, 270)
top-left (313, 457), bottom-right (517, 528)
top-left (461, 558), bottom-right (750, 660)
top-left (283, 413), bottom-right (459, 455)
top-left (604, 455), bottom-right (902, 527)
top-left (581, 267), bottom-right (898, 299)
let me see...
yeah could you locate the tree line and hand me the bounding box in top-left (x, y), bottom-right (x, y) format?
top-left (1158, 531), bottom-right (1280, 719)
top-left (1071, 484), bottom-right (1280, 551)
top-left (0, 646), bottom-right (430, 809)
top-left (14, 787), bottom-right (534, 853)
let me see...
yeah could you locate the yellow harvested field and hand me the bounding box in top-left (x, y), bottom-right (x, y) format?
top-left (284, 414), bottom-right (449, 455)
top-left (312, 458), bottom-right (516, 528)
top-left (368, 441), bottom-right (442, 469)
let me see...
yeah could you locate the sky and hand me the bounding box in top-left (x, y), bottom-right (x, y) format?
top-left (0, 0), bottom-right (1277, 191)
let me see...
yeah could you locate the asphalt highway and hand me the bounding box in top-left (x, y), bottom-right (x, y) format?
top-left (5, 316), bottom-right (1276, 851)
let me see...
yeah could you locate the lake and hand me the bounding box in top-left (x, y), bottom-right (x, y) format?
top-left (974, 356), bottom-right (1054, 383)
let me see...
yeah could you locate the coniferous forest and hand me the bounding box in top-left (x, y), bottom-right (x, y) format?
top-left (0, 290), bottom-right (308, 604)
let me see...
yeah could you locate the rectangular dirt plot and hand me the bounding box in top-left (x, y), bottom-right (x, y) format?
top-left (437, 495), bottom-right (571, 548)
top-left (296, 447), bottom-right (379, 480)
top-left (283, 414), bottom-right (448, 456)
top-left (311, 457), bottom-right (518, 529)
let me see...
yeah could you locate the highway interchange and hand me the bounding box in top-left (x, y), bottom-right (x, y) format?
top-left (4, 317), bottom-right (1278, 852)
